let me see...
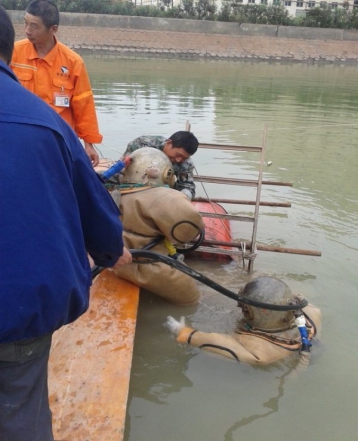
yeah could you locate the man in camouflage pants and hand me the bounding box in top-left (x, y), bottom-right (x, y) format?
top-left (123, 131), bottom-right (199, 200)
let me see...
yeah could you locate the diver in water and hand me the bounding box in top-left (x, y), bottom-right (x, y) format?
top-left (111, 147), bottom-right (205, 305)
top-left (166, 277), bottom-right (322, 366)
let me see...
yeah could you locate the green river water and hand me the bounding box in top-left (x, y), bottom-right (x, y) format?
top-left (85, 56), bottom-right (358, 441)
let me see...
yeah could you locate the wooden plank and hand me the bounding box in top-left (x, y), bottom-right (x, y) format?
top-left (48, 269), bottom-right (140, 441)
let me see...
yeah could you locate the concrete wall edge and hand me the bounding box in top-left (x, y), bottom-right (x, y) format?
top-left (8, 10), bottom-right (358, 41)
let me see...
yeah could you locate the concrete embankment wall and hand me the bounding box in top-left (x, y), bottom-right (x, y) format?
top-left (9, 10), bottom-right (358, 63)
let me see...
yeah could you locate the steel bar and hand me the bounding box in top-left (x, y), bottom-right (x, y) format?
top-left (196, 239), bottom-right (321, 257)
top-left (193, 197), bottom-right (291, 208)
top-left (198, 142), bottom-right (262, 152)
top-left (250, 124), bottom-right (267, 272)
top-left (194, 175), bottom-right (293, 187)
top-left (198, 212), bottom-right (254, 222)
top-left (191, 246), bottom-right (243, 256)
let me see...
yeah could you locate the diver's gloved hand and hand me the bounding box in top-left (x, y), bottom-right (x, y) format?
top-left (165, 316), bottom-right (186, 334)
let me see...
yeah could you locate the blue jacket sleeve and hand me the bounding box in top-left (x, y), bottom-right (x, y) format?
top-left (71, 150), bottom-right (124, 267)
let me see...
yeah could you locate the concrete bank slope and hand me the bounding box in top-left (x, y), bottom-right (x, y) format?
top-left (10, 11), bottom-right (358, 64)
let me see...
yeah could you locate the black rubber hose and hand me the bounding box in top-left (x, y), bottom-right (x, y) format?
top-left (91, 236), bottom-right (164, 280)
top-left (91, 265), bottom-right (104, 279)
top-left (170, 221), bottom-right (205, 254)
top-left (130, 249), bottom-right (308, 311)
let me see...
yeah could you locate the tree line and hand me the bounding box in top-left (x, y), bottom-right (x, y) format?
top-left (2, 0), bottom-right (358, 29)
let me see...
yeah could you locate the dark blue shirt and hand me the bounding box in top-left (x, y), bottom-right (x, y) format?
top-left (0, 61), bottom-right (124, 343)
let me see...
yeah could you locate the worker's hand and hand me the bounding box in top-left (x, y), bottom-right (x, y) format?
top-left (165, 316), bottom-right (186, 334)
top-left (84, 141), bottom-right (100, 167)
top-left (112, 247), bottom-right (132, 268)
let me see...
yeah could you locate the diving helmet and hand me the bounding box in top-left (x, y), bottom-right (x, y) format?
top-left (121, 147), bottom-right (175, 187)
top-left (238, 277), bottom-right (295, 332)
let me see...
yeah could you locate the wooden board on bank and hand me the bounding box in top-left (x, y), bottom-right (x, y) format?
top-left (48, 269), bottom-right (140, 441)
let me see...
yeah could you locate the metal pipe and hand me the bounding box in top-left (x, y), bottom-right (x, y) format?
top-left (197, 239), bottom-right (322, 257)
top-left (193, 197), bottom-right (291, 208)
top-left (194, 175), bottom-right (293, 187)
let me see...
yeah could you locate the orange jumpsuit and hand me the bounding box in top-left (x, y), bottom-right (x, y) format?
top-left (11, 38), bottom-right (102, 144)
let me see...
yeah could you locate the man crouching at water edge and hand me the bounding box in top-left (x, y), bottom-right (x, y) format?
top-left (123, 131), bottom-right (199, 200)
top-left (111, 147), bottom-right (205, 305)
top-left (166, 277), bottom-right (322, 367)
top-left (0, 6), bottom-right (131, 440)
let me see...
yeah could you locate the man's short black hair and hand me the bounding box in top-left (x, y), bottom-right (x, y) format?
top-left (169, 131), bottom-right (199, 156)
top-left (0, 6), bottom-right (15, 65)
top-left (26, 0), bottom-right (59, 28)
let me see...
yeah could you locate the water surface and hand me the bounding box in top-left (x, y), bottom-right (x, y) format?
top-left (86, 57), bottom-right (358, 441)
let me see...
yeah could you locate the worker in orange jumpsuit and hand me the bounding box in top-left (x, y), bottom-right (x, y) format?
top-left (11, 0), bottom-right (101, 166)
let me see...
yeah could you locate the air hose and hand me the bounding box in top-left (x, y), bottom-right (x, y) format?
top-left (91, 250), bottom-right (307, 311)
top-left (130, 249), bottom-right (308, 312)
top-left (91, 236), bottom-right (164, 279)
top-left (170, 221), bottom-right (205, 254)
top-left (99, 157), bottom-right (131, 181)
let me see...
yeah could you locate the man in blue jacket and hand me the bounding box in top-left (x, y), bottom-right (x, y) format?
top-left (0, 6), bottom-right (131, 440)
